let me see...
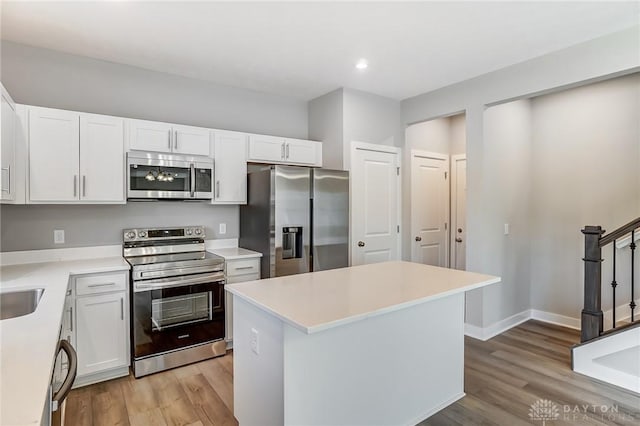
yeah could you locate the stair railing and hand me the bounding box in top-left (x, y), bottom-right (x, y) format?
top-left (581, 217), bottom-right (640, 343)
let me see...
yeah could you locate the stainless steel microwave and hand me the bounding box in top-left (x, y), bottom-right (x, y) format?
top-left (127, 152), bottom-right (213, 200)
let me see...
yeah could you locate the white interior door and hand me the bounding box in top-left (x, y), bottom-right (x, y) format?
top-left (351, 143), bottom-right (400, 265)
top-left (410, 151), bottom-right (449, 267)
top-left (451, 155), bottom-right (467, 270)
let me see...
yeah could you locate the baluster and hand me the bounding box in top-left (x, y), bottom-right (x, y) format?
top-left (630, 230), bottom-right (636, 322)
top-left (612, 241), bottom-right (617, 328)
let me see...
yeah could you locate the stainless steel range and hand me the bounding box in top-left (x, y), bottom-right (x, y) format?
top-left (123, 226), bottom-right (226, 378)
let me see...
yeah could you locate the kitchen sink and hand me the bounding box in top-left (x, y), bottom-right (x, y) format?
top-left (0, 288), bottom-right (45, 320)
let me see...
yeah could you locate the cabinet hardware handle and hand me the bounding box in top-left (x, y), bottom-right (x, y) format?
top-left (73, 175), bottom-right (77, 197)
top-left (82, 175), bottom-right (86, 197)
top-left (174, 130), bottom-right (178, 150)
top-left (87, 282), bottom-right (116, 288)
top-left (357, 241), bottom-right (365, 247)
top-left (120, 297), bottom-right (124, 320)
top-left (1, 166), bottom-right (10, 193)
top-left (69, 307), bottom-right (73, 332)
top-left (415, 236), bottom-right (422, 242)
top-left (168, 129), bottom-right (172, 150)
top-left (234, 266), bottom-right (254, 270)
top-left (286, 143), bottom-right (290, 159)
top-left (216, 180), bottom-right (220, 198)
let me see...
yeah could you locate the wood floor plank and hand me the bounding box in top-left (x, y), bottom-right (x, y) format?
top-left (128, 408), bottom-right (168, 426)
top-left (197, 357), bottom-right (235, 412)
top-left (158, 396), bottom-right (200, 426)
top-left (64, 387), bottom-right (93, 426)
top-left (179, 373), bottom-right (237, 426)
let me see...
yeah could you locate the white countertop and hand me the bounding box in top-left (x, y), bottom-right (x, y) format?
top-left (226, 261), bottom-right (500, 334)
top-left (0, 257), bottom-right (130, 426)
top-left (208, 247), bottom-right (262, 260)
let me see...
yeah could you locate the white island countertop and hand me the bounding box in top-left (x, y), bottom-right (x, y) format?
top-left (0, 257), bottom-right (130, 426)
top-left (226, 260), bottom-right (500, 334)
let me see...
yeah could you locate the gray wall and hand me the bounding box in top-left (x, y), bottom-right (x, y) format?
top-left (0, 41), bottom-right (308, 138)
top-left (400, 26), bottom-right (640, 328)
top-left (0, 203), bottom-right (238, 252)
top-left (0, 41), bottom-right (309, 251)
top-left (308, 87), bottom-right (401, 170)
top-left (308, 89), bottom-right (343, 170)
top-left (529, 73), bottom-right (640, 319)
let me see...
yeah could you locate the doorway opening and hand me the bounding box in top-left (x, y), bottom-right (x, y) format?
top-left (405, 112), bottom-right (467, 270)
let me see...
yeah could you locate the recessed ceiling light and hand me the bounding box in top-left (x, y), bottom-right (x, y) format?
top-left (355, 59), bottom-right (368, 70)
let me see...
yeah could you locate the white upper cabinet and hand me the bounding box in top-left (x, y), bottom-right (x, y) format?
top-left (213, 130), bottom-right (247, 204)
top-left (248, 134), bottom-right (322, 166)
top-left (128, 120), bottom-right (210, 156)
top-left (1, 84), bottom-right (16, 201)
top-left (284, 138), bottom-right (320, 165)
top-left (247, 134), bottom-right (286, 163)
top-left (173, 125), bottom-right (211, 156)
top-left (128, 119), bottom-right (173, 153)
top-left (79, 114), bottom-right (125, 202)
top-left (28, 107), bottom-right (80, 202)
top-left (28, 106), bottom-right (125, 203)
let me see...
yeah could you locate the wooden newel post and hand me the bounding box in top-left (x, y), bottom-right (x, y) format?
top-left (581, 225), bottom-right (604, 342)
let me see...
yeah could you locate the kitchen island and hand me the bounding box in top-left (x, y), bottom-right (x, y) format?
top-left (226, 261), bottom-right (500, 426)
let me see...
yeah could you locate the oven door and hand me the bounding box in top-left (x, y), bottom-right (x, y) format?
top-left (127, 152), bottom-right (213, 200)
top-left (132, 272), bottom-right (225, 359)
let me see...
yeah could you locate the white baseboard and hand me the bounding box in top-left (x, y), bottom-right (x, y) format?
top-left (464, 310), bottom-right (531, 341)
top-left (464, 308), bottom-right (581, 341)
top-left (530, 309), bottom-right (580, 330)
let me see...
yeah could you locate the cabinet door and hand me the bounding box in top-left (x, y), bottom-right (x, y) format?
top-left (213, 131), bottom-right (247, 203)
top-left (28, 107), bottom-right (80, 202)
top-left (1, 87), bottom-right (16, 201)
top-left (247, 134), bottom-right (285, 163)
top-left (172, 125), bottom-right (211, 156)
top-left (284, 138), bottom-right (319, 165)
top-left (80, 114), bottom-right (125, 202)
top-left (225, 271), bottom-right (260, 342)
top-left (76, 292), bottom-right (128, 376)
top-left (128, 119), bottom-right (172, 153)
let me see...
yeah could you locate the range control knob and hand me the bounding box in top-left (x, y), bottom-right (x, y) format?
top-left (138, 231), bottom-right (147, 238)
top-left (195, 228), bottom-right (202, 235)
top-left (126, 232), bottom-right (135, 239)
top-left (186, 229), bottom-right (193, 236)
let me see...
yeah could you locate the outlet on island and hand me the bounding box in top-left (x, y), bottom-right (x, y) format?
top-left (250, 327), bottom-right (259, 355)
top-left (54, 230), bottom-right (65, 244)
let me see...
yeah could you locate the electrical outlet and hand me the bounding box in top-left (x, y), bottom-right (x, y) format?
top-left (219, 223), bottom-right (227, 235)
top-left (504, 224), bottom-right (510, 236)
top-left (54, 230), bottom-right (65, 244)
top-left (250, 328), bottom-right (259, 355)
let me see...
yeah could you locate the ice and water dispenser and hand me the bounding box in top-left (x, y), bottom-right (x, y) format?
top-left (282, 226), bottom-right (303, 259)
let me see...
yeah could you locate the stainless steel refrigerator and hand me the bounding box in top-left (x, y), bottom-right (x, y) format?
top-left (239, 165), bottom-right (349, 278)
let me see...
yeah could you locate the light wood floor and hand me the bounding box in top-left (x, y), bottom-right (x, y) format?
top-left (66, 320), bottom-right (640, 426)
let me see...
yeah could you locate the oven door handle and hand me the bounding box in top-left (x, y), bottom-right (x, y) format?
top-left (134, 272), bottom-right (225, 291)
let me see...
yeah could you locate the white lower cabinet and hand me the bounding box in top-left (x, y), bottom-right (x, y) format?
top-left (222, 257), bottom-right (261, 345)
top-left (66, 270), bottom-right (130, 387)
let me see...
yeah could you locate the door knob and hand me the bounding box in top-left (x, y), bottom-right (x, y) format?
top-left (357, 241), bottom-right (365, 247)
top-left (415, 236), bottom-right (422, 242)
top-left (456, 238), bottom-right (463, 243)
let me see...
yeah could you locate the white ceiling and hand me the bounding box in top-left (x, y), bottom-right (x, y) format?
top-left (1, 1), bottom-right (638, 101)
